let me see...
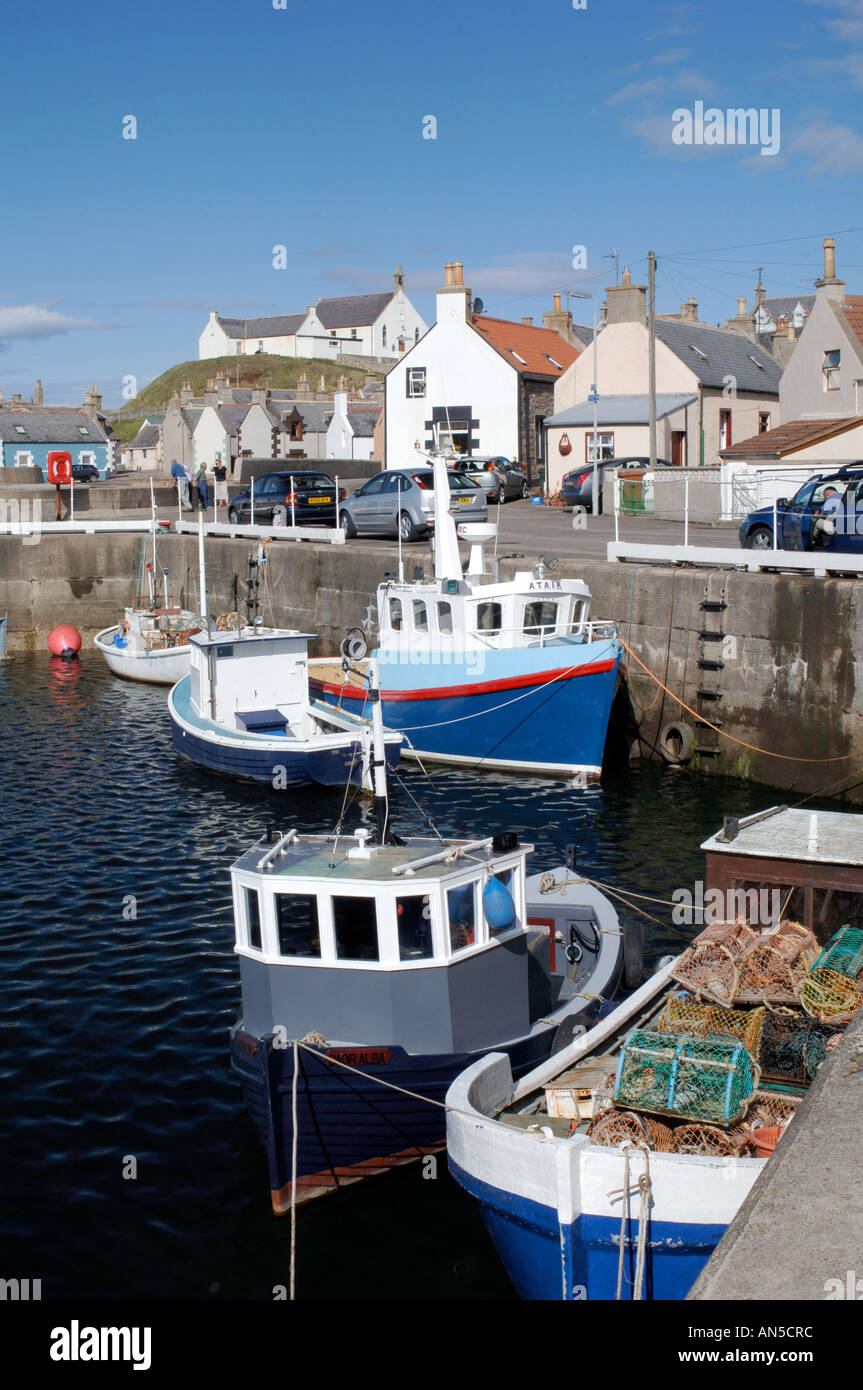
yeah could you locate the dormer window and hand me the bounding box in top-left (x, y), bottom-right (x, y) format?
top-left (824, 349), bottom-right (841, 391)
top-left (14, 425), bottom-right (26, 435)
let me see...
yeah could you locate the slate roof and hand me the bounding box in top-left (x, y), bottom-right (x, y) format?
top-left (218, 314), bottom-right (306, 340)
top-left (569, 323), bottom-right (595, 349)
top-left (754, 296), bottom-right (814, 325)
top-left (654, 320), bottom-right (781, 393)
top-left (545, 393), bottom-right (697, 428)
top-left (346, 406), bottom-right (381, 437)
top-left (130, 424), bottom-right (160, 450)
top-left (720, 418), bottom-right (861, 458)
top-left (470, 315), bottom-right (580, 378)
top-left (315, 293), bottom-right (393, 329)
top-left (273, 402), bottom-right (331, 433)
top-left (0, 411), bottom-right (108, 443)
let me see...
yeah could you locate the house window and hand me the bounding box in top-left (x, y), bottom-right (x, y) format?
top-left (14, 451), bottom-right (33, 467)
top-left (333, 896), bottom-right (379, 962)
top-left (257, 340), bottom-right (263, 352)
top-left (351, 328), bottom-right (357, 339)
top-left (406, 368), bottom-right (426, 398)
top-left (382, 325), bottom-right (387, 348)
top-left (719, 410), bottom-right (732, 449)
top-left (290, 417), bottom-right (303, 441)
top-left (759, 412), bottom-right (771, 433)
top-left (585, 432), bottom-right (614, 463)
top-left (236, 343), bottom-right (243, 354)
top-left (824, 349), bottom-right (841, 391)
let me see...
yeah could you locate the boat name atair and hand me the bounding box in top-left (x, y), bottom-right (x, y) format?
top-left (528, 580), bottom-right (563, 591)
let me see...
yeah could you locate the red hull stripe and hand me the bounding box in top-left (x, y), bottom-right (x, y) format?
top-left (270, 1141), bottom-right (446, 1212)
top-left (309, 658), bottom-right (617, 704)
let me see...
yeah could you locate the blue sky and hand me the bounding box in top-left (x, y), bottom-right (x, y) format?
top-left (4, 0), bottom-right (863, 405)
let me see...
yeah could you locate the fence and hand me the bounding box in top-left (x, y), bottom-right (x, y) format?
top-left (605, 466), bottom-right (722, 522)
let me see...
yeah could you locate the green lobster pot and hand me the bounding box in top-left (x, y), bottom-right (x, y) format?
top-left (812, 925), bottom-right (863, 981)
top-left (614, 1029), bottom-right (759, 1126)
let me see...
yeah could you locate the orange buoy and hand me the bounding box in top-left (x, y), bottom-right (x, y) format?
top-left (47, 625), bottom-right (82, 659)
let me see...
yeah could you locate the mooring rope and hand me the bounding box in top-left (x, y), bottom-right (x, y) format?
top-left (609, 1142), bottom-right (653, 1302)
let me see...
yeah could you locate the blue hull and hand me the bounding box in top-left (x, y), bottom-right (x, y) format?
top-left (448, 1158), bottom-right (726, 1301)
top-left (231, 1011), bottom-right (603, 1210)
top-left (311, 642), bottom-right (620, 774)
top-left (170, 718), bottom-right (383, 789)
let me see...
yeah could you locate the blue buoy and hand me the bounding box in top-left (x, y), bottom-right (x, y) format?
top-left (483, 876), bottom-right (517, 931)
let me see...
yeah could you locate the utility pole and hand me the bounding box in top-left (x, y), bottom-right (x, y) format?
top-left (648, 250), bottom-right (657, 472)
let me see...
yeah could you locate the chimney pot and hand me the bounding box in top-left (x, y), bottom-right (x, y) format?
top-left (521, 316), bottom-right (533, 327)
top-left (444, 262), bottom-right (454, 286)
top-left (737, 296), bottom-right (747, 318)
top-left (453, 261), bottom-right (464, 286)
top-left (622, 266), bottom-right (632, 286)
top-left (553, 291), bottom-right (561, 311)
top-left (824, 236), bottom-right (836, 280)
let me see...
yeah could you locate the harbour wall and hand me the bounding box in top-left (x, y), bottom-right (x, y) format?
top-left (2, 531), bottom-right (861, 801)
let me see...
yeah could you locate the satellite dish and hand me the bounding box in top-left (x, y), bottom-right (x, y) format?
top-left (540, 555), bottom-right (560, 572)
top-left (340, 628), bottom-right (367, 662)
top-left (473, 297), bottom-right (484, 315)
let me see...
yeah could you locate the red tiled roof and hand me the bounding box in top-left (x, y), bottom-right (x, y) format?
top-left (470, 315), bottom-right (579, 378)
top-left (838, 295), bottom-right (863, 354)
top-left (721, 417), bottom-right (861, 457)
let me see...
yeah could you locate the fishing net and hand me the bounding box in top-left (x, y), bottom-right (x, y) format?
top-left (799, 967), bottom-right (863, 1024)
top-left (748, 1089), bottom-right (802, 1127)
top-left (614, 1029), bottom-right (759, 1125)
top-left (758, 1010), bottom-right (838, 1086)
top-left (586, 1108), bottom-right (674, 1152)
top-left (671, 945), bottom-right (740, 1006)
top-left (657, 997), bottom-right (764, 1055)
top-left (812, 926), bottom-right (863, 980)
top-left (735, 944), bottom-right (812, 1005)
top-left (692, 921), bottom-right (760, 956)
top-left (762, 920), bottom-right (818, 964)
top-left (670, 1124), bottom-right (744, 1157)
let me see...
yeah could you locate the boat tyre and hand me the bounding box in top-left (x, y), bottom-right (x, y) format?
top-left (658, 720), bottom-right (695, 765)
top-left (399, 510), bottom-right (418, 543)
top-left (340, 509), bottom-right (356, 539)
top-left (623, 918), bottom-right (644, 991)
top-left (228, 507), bottom-right (239, 524)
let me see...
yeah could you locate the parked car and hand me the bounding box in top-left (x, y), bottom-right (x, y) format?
top-left (560, 457), bottom-right (674, 513)
top-left (71, 461), bottom-right (101, 482)
top-left (738, 465), bottom-right (863, 552)
top-left (228, 470), bottom-right (343, 527)
top-left (451, 456), bottom-right (529, 503)
top-left (339, 467), bottom-right (487, 541)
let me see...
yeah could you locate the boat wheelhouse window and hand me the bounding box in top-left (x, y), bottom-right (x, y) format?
top-left (436, 601), bottom-right (453, 634)
top-left (245, 888), bottom-right (262, 951)
top-left (447, 882), bottom-right (477, 953)
top-left (572, 599), bottom-right (586, 629)
top-left (397, 894), bottom-right (434, 960)
top-left (412, 600), bottom-right (429, 632)
top-left (333, 896), bottom-right (380, 962)
top-left (389, 597), bottom-right (403, 631)
top-left (476, 602), bottom-right (501, 635)
top-left (523, 600), bottom-right (558, 634)
top-left (275, 893), bottom-right (321, 958)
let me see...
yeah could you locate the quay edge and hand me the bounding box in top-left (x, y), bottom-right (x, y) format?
top-left (1, 530), bottom-right (861, 801)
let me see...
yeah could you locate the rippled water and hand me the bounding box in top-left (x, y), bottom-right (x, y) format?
top-left (0, 652), bottom-right (822, 1300)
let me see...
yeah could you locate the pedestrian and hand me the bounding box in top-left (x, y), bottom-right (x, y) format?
top-left (195, 462), bottom-right (211, 512)
top-left (170, 458), bottom-right (192, 511)
top-left (213, 455), bottom-right (229, 510)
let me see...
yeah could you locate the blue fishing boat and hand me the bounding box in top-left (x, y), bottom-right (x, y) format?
top-left (309, 455), bottom-right (621, 780)
top-left (228, 688), bottom-right (638, 1208)
top-left (446, 806), bottom-right (863, 1301)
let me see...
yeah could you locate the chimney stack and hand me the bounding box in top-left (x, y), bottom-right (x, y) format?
top-left (444, 263), bottom-right (454, 286)
top-left (605, 264), bottom-right (647, 326)
top-left (453, 261), bottom-right (464, 286)
top-left (437, 259), bottom-right (471, 324)
top-left (553, 291), bottom-right (562, 311)
top-left (815, 234), bottom-right (846, 300)
top-left (824, 237), bottom-right (836, 280)
top-left (737, 296), bottom-right (747, 318)
top-left (521, 316), bottom-right (533, 327)
top-left (543, 291), bottom-right (577, 345)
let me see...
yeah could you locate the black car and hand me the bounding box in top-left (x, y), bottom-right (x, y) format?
top-left (71, 462), bottom-right (100, 482)
top-left (560, 457), bottom-right (673, 513)
top-left (228, 470), bottom-right (343, 527)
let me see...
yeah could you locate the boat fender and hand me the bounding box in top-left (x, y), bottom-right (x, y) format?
top-left (483, 876), bottom-right (517, 931)
top-left (622, 919), bottom-right (644, 991)
top-left (658, 720), bottom-right (695, 766)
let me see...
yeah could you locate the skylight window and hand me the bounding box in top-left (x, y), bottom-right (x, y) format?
top-left (509, 349), bottom-right (527, 365)
top-left (747, 355), bottom-right (766, 371)
top-left (78, 425), bottom-right (89, 434)
top-left (689, 345), bottom-right (708, 361)
top-left (545, 353), bottom-right (564, 369)
top-left (14, 425), bottom-right (26, 434)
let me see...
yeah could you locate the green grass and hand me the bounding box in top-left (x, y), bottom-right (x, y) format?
top-left (110, 355), bottom-right (379, 414)
top-left (110, 416), bottom-right (146, 441)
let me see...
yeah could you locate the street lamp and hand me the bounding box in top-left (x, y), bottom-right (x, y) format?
top-left (566, 290), bottom-right (600, 517)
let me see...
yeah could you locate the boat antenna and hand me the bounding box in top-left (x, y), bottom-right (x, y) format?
top-left (368, 658), bottom-right (390, 844)
top-left (396, 473), bottom-right (404, 584)
top-left (197, 510), bottom-right (210, 633)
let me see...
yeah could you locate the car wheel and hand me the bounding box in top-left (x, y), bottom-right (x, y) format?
top-left (340, 510), bottom-right (356, 539)
top-left (399, 510), bottom-right (418, 542)
top-left (273, 505), bottom-right (288, 527)
top-left (744, 525), bottom-right (774, 550)
top-left (228, 508), bottom-right (239, 524)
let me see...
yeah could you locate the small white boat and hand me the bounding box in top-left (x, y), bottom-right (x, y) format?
top-left (95, 605), bottom-right (200, 685)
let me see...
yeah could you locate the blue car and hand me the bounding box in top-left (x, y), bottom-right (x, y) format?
top-left (738, 465), bottom-right (863, 552)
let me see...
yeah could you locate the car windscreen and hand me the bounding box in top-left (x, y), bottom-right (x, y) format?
top-left (287, 475), bottom-right (334, 489)
top-left (410, 471), bottom-right (478, 490)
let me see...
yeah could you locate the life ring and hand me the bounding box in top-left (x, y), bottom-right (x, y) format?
top-left (658, 720), bottom-right (695, 765)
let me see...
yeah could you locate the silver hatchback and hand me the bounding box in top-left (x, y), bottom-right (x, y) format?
top-left (339, 467), bottom-right (487, 542)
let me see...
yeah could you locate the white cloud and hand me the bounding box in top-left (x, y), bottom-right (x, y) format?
top-left (784, 112), bottom-right (863, 173)
top-left (0, 303), bottom-right (100, 343)
top-left (607, 71), bottom-right (716, 106)
top-left (323, 254), bottom-right (602, 299)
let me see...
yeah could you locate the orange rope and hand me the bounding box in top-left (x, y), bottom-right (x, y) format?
top-left (619, 636), bottom-right (856, 765)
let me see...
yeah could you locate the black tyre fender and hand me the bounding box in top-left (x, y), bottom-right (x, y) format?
top-left (622, 919), bottom-right (644, 991)
top-left (658, 720), bottom-right (695, 765)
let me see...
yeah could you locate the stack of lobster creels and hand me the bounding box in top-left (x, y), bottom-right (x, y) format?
top-left (586, 920), bottom-right (863, 1159)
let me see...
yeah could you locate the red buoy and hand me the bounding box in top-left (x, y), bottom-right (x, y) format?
top-left (47, 625), bottom-right (82, 659)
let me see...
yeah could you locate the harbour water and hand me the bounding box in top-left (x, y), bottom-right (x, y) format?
top-left (0, 653), bottom-right (835, 1301)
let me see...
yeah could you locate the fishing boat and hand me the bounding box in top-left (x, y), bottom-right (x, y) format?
top-left (94, 528), bottom-right (200, 685)
top-left (228, 676), bottom-right (640, 1210)
top-left (308, 453), bottom-right (621, 780)
top-left (446, 805), bottom-right (863, 1301)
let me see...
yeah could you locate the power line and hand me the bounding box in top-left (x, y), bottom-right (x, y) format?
top-left (660, 224), bottom-right (863, 259)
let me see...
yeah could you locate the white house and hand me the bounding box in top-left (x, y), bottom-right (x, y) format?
top-left (192, 404), bottom-right (248, 470)
top-left (385, 261), bottom-right (579, 478)
top-left (124, 417), bottom-right (164, 472)
top-left (199, 268), bottom-right (427, 362)
top-left (325, 393), bottom-right (379, 461)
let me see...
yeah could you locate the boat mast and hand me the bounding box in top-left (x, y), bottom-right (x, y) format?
top-left (431, 451), bottom-right (462, 584)
top-left (368, 657), bottom-right (390, 844)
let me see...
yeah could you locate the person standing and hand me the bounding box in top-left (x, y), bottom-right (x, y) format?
top-left (171, 458), bottom-right (192, 511)
top-left (195, 462), bottom-right (211, 512)
top-left (213, 456), bottom-right (229, 510)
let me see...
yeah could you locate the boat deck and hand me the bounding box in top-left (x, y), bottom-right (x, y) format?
top-left (233, 833), bottom-right (524, 885)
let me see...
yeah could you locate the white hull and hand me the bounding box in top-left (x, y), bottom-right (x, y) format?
top-left (94, 628), bottom-right (192, 685)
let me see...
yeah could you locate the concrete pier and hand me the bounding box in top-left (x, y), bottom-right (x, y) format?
top-left (689, 1008), bottom-right (863, 1301)
top-left (1, 529), bottom-right (862, 800)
